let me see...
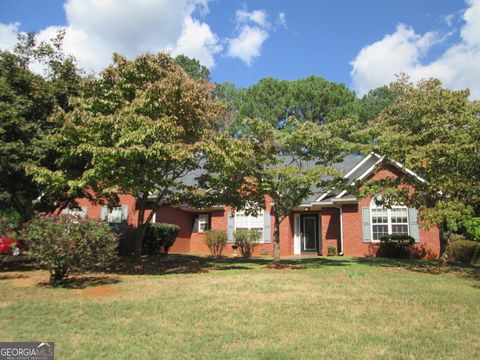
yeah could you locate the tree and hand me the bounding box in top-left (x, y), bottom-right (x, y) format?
top-left (31, 53), bottom-right (224, 258)
top-left (235, 76), bottom-right (357, 131)
top-left (0, 31), bottom-right (82, 223)
top-left (174, 54), bottom-right (210, 81)
top-left (365, 76), bottom-right (480, 236)
top-left (203, 117), bottom-right (348, 263)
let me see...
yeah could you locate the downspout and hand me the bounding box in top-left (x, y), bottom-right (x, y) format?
top-left (333, 205), bottom-right (344, 256)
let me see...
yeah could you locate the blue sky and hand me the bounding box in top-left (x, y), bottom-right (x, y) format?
top-left (1, 0), bottom-right (479, 98)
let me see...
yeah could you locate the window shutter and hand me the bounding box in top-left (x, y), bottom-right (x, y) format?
top-left (192, 214), bottom-right (199, 232)
top-left (208, 214), bottom-right (212, 231)
top-left (263, 212), bottom-right (271, 243)
top-left (81, 206), bottom-right (88, 219)
top-left (121, 205), bottom-right (128, 223)
top-left (362, 207), bottom-right (371, 243)
top-left (408, 208), bottom-right (420, 243)
top-left (227, 212), bottom-right (235, 243)
top-left (100, 206), bottom-right (108, 221)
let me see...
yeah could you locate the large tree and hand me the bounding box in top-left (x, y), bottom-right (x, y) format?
top-left (203, 117), bottom-right (348, 263)
top-left (32, 53), bottom-right (224, 257)
top-left (0, 31), bottom-right (82, 223)
top-left (365, 77), bottom-right (480, 235)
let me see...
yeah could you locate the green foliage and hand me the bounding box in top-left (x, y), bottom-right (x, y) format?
top-left (0, 211), bottom-right (21, 237)
top-left (143, 223), bottom-right (180, 255)
top-left (204, 229), bottom-right (228, 257)
top-left (31, 52), bottom-right (224, 257)
top-left (462, 217), bottom-right (480, 242)
top-left (202, 115), bottom-right (348, 263)
top-left (367, 76), bottom-right (480, 232)
top-left (234, 229), bottom-right (261, 258)
top-left (446, 240), bottom-right (480, 264)
top-left (21, 215), bottom-right (118, 285)
top-left (0, 31), bottom-right (82, 222)
top-left (174, 54), bottom-right (210, 81)
top-left (377, 234), bottom-right (415, 259)
top-left (327, 245), bottom-right (337, 256)
top-left (233, 76), bottom-right (356, 131)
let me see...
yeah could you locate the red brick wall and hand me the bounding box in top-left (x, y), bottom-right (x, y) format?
top-left (341, 165), bottom-right (441, 258)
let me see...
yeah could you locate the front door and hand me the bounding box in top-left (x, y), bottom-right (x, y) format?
top-left (301, 215), bottom-right (318, 252)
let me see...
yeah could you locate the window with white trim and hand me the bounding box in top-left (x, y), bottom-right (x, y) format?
top-left (234, 210), bottom-right (264, 242)
top-left (198, 214), bottom-right (209, 232)
top-left (370, 196), bottom-right (409, 241)
top-left (108, 207), bottom-right (123, 224)
top-left (62, 206), bottom-right (87, 219)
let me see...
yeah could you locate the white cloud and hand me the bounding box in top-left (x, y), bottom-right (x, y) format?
top-left (0, 22), bottom-right (22, 50)
top-left (170, 16), bottom-right (222, 68)
top-left (0, 0), bottom-right (221, 72)
top-left (227, 9), bottom-right (270, 65)
top-left (351, 0), bottom-right (480, 99)
top-left (276, 12), bottom-right (287, 29)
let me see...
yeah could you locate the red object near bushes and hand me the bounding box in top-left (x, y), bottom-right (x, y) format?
top-left (0, 237), bottom-right (26, 256)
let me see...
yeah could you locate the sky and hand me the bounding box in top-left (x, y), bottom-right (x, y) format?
top-left (1, 0), bottom-right (479, 98)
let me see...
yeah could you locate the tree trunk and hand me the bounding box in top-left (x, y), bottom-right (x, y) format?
top-left (133, 197), bottom-right (147, 259)
top-left (133, 197), bottom-right (158, 259)
top-left (273, 213), bottom-right (281, 264)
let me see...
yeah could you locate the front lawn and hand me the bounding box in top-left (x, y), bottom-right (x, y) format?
top-left (1, 256), bottom-right (479, 359)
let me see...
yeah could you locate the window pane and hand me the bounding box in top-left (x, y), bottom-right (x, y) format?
top-left (392, 224), bottom-right (408, 235)
top-left (372, 225), bottom-right (388, 240)
top-left (109, 208), bottom-right (122, 223)
top-left (199, 214), bottom-right (209, 232)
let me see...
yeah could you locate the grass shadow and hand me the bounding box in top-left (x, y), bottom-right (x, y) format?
top-left (38, 275), bottom-right (121, 289)
top-left (355, 256), bottom-right (480, 282)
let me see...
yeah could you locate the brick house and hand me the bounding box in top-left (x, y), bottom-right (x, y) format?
top-left (61, 153), bottom-right (441, 258)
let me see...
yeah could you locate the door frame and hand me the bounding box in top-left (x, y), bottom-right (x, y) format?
top-left (300, 213), bottom-right (320, 254)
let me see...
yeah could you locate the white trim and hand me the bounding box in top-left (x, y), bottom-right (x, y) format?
top-left (335, 155), bottom-right (385, 199)
top-left (315, 153), bottom-right (376, 202)
top-left (234, 210), bottom-right (265, 243)
top-left (198, 214), bottom-right (209, 233)
top-left (343, 153), bottom-right (374, 179)
top-left (293, 213), bottom-right (301, 255)
top-left (370, 197), bottom-right (409, 242)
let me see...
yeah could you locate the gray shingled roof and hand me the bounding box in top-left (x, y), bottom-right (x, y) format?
top-left (160, 153), bottom-right (373, 205)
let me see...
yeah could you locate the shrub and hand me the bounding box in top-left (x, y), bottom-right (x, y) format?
top-left (21, 215), bottom-right (118, 285)
top-left (0, 214), bottom-right (20, 237)
top-left (462, 217), bottom-right (480, 242)
top-left (377, 234), bottom-right (415, 259)
top-left (205, 230), bottom-right (227, 257)
top-left (446, 240), bottom-right (480, 264)
top-left (234, 229), bottom-right (261, 258)
top-left (447, 233), bottom-right (467, 243)
top-left (327, 245), bottom-right (337, 256)
top-left (143, 223), bottom-right (180, 255)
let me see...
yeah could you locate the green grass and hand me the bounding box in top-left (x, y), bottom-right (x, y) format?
top-left (1, 255), bottom-right (479, 359)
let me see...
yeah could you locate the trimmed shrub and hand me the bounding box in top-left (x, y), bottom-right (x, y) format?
top-left (377, 234), bottom-right (415, 259)
top-left (328, 245), bottom-right (337, 256)
top-left (143, 223), bottom-right (180, 255)
top-left (21, 215), bottom-right (118, 285)
top-left (205, 230), bottom-right (227, 257)
top-left (447, 233), bottom-right (467, 243)
top-left (234, 229), bottom-right (261, 258)
top-left (447, 240), bottom-right (480, 264)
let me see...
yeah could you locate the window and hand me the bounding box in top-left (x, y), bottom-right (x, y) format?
top-left (371, 196), bottom-right (409, 241)
top-left (234, 210), bottom-right (264, 241)
top-left (62, 206), bottom-right (87, 219)
top-left (198, 214), bottom-right (209, 232)
top-left (108, 207), bottom-right (123, 224)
